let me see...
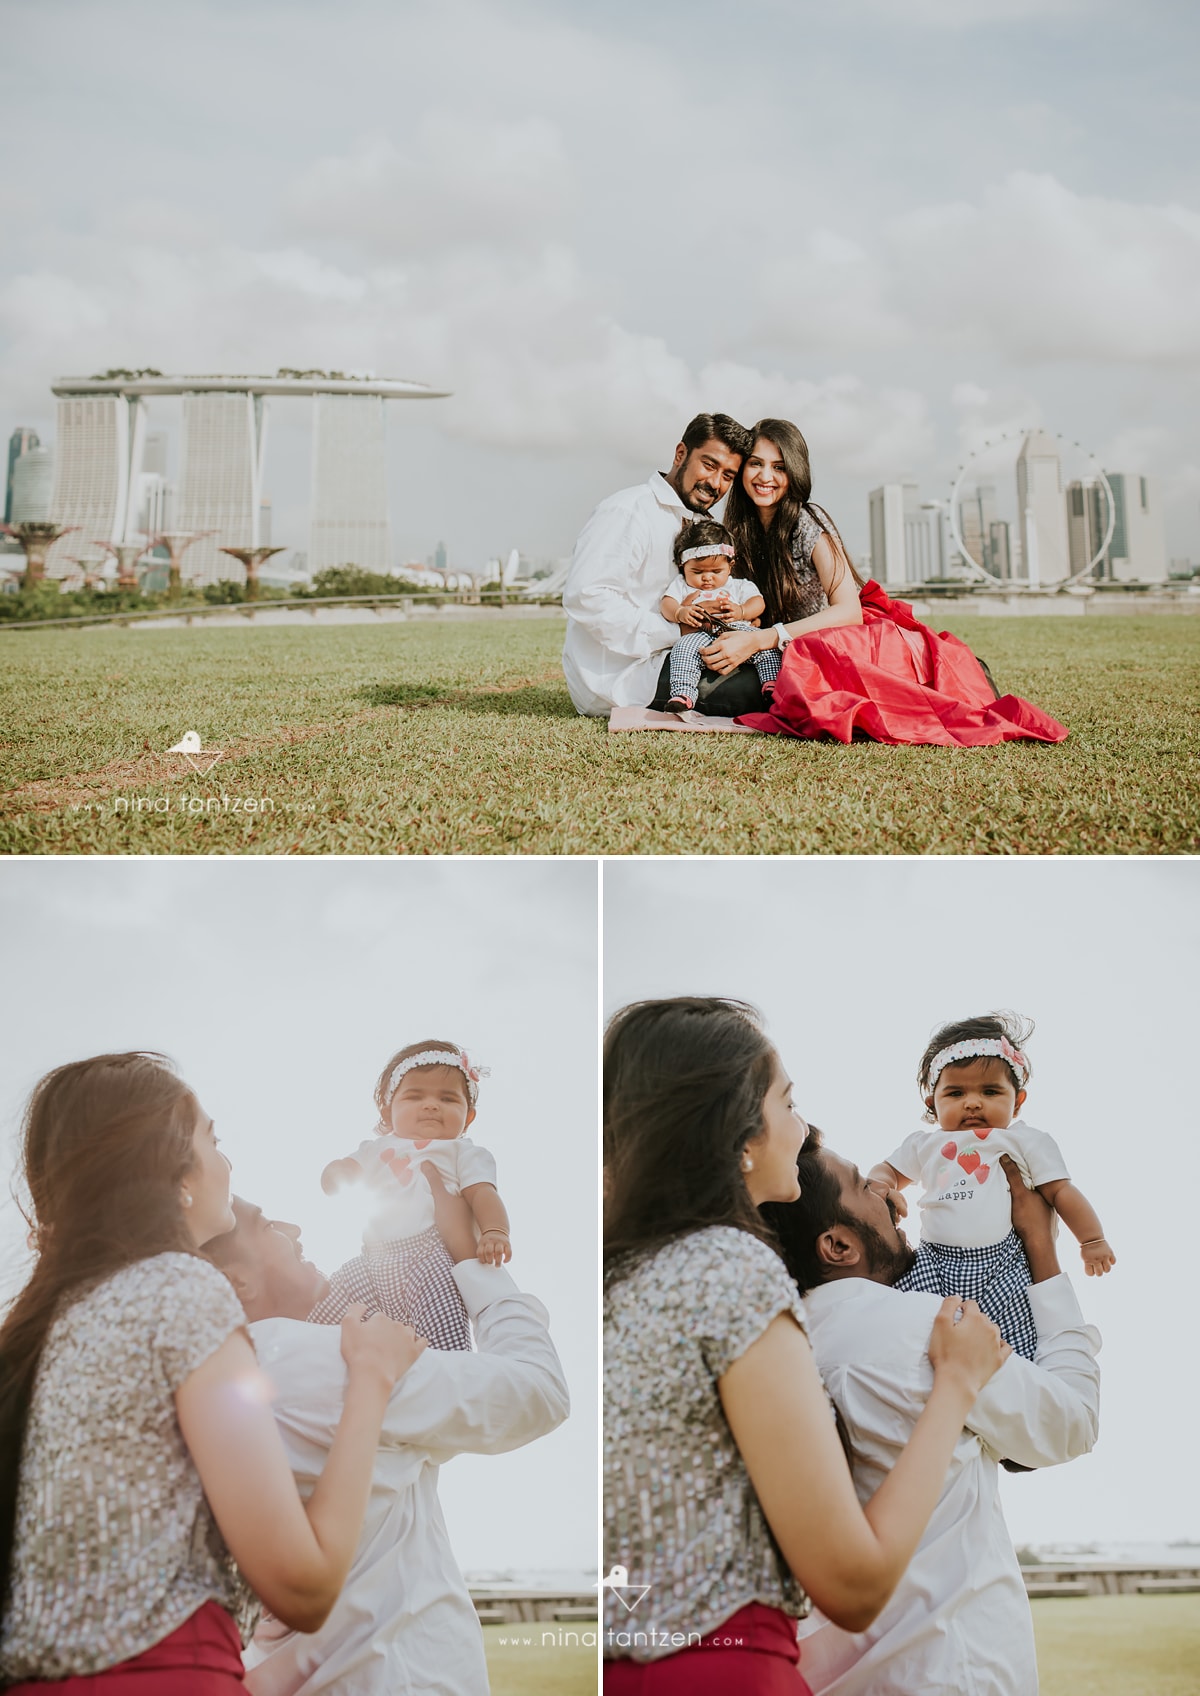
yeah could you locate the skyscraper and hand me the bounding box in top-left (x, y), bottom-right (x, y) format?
top-left (10, 446), bottom-right (54, 523)
top-left (1016, 432), bottom-right (1070, 586)
top-left (310, 394), bottom-right (390, 573)
top-left (45, 395), bottom-right (145, 576)
top-left (904, 499), bottom-right (955, 582)
top-left (5, 427), bottom-right (40, 523)
top-left (867, 483), bottom-right (911, 585)
top-left (1098, 473), bottom-right (1166, 581)
top-left (1066, 480), bottom-right (1107, 579)
top-left (958, 482), bottom-right (998, 575)
top-left (176, 392), bottom-right (267, 586)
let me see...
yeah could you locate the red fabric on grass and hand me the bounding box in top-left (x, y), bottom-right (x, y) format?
top-left (737, 580), bottom-right (1068, 747)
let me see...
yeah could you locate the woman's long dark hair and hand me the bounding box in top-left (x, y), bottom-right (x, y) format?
top-left (604, 997), bottom-right (779, 1286)
top-left (723, 417), bottom-right (860, 623)
top-left (0, 1054), bottom-right (201, 1617)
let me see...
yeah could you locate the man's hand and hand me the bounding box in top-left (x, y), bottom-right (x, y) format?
top-left (1001, 1155), bottom-right (1060, 1283)
top-left (423, 1163), bottom-right (478, 1264)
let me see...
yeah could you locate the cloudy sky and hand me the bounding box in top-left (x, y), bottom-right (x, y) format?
top-left (0, 858), bottom-right (597, 1580)
top-left (2, 0), bottom-right (1198, 569)
top-left (605, 857), bottom-right (1199, 1551)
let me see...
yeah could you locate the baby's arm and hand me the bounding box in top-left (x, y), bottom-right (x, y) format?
top-left (738, 592), bottom-right (765, 622)
top-left (866, 1159), bottom-right (912, 1218)
top-left (321, 1156), bottom-right (364, 1195)
top-left (463, 1182), bottom-right (512, 1266)
top-left (664, 590), bottom-right (709, 631)
top-left (1037, 1178), bottom-right (1115, 1276)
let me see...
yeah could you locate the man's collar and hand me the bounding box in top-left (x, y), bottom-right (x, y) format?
top-left (803, 1275), bottom-right (896, 1315)
top-left (649, 471), bottom-right (693, 514)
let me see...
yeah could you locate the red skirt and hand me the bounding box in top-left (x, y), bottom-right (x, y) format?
top-left (5, 1601), bottom-right (245, 1694)
top-left (737, 581), bottom-right (1068, 746)
top-left (605, 1602), bottom-right (811, 1693)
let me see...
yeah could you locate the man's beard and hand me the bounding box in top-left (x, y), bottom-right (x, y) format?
top-left (860, 1207), bottom-right (917, 1284)
top-left (683, 482), bottom-right (720, 513)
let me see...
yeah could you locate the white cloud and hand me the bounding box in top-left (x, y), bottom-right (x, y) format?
top-left (286, 116), bottom-right (574, 256)
top-left (750, 173), bottom-right (1200, 369)
top-left (888, 173), bottom-right (1200, 364)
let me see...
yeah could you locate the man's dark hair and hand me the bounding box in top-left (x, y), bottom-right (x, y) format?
top-left (759, 1128), bottom-right (854, 1295)
top-left (917, 1011), bottom-right (1034, 1119)
top-left (680, 413), bottom-right (751, 459)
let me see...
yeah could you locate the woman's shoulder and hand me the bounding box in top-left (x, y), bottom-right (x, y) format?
top-left (790, 505), bottom-right (826, 563)
top-left (102, 1250), bottom-right (233, 1298)
top-left (641, 1227), bottom-right (796, 1301)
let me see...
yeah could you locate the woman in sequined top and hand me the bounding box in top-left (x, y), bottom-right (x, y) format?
top-left (0, 1052), bottom-right (424, 1692)
top-left (603, 998), bottom-right (1008, 1694)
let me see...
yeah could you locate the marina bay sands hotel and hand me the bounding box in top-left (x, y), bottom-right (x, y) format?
top-left (45, 371), bottom-right (449, 584)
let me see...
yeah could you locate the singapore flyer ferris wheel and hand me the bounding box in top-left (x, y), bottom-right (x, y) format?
top-left (946, 430), bottom-right (1116, 591)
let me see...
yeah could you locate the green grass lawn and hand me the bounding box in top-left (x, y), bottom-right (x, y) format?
top-left (1, 614), bottom-right (1196, 853)
top-left (1033, 1593), bottom-right (1200, 1696)
top-left (482, 1619), bottom-right (596, 1695)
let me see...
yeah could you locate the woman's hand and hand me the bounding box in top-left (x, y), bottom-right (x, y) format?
top-left (699, 626), bottom-right (769, 676)
top-left (927, 1297), bottom-right (1009, 1398)
top-left (339, 1302), bottom-right (427, 1391)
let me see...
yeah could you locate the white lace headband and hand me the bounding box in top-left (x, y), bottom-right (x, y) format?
top-left (927, 1036), bottom-right (1029, 1092)
top-left (681, 544), bottom-right (734, 562)
top-left (383, 1049), bottom-right (489, 1107)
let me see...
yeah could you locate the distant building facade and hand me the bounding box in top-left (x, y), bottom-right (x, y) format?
top-left (10, 446), bottom-right (54, 523)
top-left (1100, 472), bottom-right (1166, 581)
top-left (46, 395), bottom-right (146, 575)
top-left (5, 427), bottom-right (40, 523)
top-left (868, 482), bottom-right (911, 585)
top-left (310, 394), bottom-right (389, 573)
top-left (176, 392), bottom-right (267, 586)
top-left (905, 500), bottom-right (957, 582)
top-left (1016, 432), bottom-right (1070, 586)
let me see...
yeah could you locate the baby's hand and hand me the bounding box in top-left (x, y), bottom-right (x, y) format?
top-left (477, 1230), bottom-right (512, 1266)
top-left (1081, 1237), bottom-right (1116, 1276)
top-left (321, 1157), bottom-right (362, 1195)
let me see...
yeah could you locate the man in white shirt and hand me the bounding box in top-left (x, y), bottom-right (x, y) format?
top-left (206, 1195), bottom-right (569, 1696)
top-left (561, 412), bottom-right (760, 715)
top-left (762, 1136), bottom-right (1101, 1696)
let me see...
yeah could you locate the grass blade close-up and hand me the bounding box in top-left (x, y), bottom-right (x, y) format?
top-left (1, 613), bottom-right (1196, 855)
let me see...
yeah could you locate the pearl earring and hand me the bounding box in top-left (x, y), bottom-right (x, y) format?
top-left (742, 1154), bottom-right (753, 1173)
top-left (182, 1192), bottom-right (194, 1208)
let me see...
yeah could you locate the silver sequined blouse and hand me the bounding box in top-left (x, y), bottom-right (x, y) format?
top-left (603, 1227), bottom-right (810, 1659)
top-left (0, 1252), bottom-right (260, 1680)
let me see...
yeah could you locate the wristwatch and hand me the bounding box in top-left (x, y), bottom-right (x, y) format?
top-left (774, 623), bottom-right (791, 649)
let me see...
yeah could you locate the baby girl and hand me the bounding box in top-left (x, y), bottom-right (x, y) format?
top-left (315, 1039), bottom-right (511, 1349)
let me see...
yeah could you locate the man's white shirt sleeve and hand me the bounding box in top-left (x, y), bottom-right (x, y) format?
top-left (963, 1271), bottom-right (1101, 1466)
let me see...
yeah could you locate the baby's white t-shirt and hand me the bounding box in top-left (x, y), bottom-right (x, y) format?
top-left (349, 1134), bottom-right (498, 1241)
top-left (664, 573), bottom-right (762, 608)
top-left (886, 1118), bottom-right (1070, 1249)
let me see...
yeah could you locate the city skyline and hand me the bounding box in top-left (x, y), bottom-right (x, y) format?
top-left (0, 1), bottom-right (1196, 568)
